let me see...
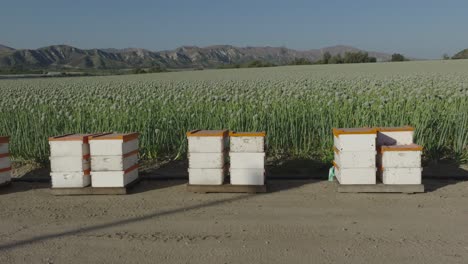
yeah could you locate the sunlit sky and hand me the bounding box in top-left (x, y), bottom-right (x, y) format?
top-left (1, 0), bottom-right (467, 59)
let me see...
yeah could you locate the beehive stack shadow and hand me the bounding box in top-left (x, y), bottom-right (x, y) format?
top-left (50, 132), bottom-right (141, 195)
top-left (0, 136), bottom-right (12, 188)
top-left (186, 130), bottom-right (266, 193)
top-left (334, 126), bottom-right (424, 193)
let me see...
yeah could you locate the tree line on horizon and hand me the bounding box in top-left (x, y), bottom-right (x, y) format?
top-left (235, 52), bottom-right (410, 68)
top-left (219, 51), bottom-right (384, 69)
top-left (290, 52), bottom-right (412, 65)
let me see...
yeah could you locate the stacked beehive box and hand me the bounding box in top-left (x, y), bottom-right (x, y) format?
top-left (49, 134), bottom-right (94, 188)
top-left (377, 127), bottom-right (422, 184)
top-left (187, 130), bottom-right (228, 185)
top-left (377, 126), bottom-right (414, 146)
top-left (229, 132), bottom-right (266, 185)
top-left (333, 128), bottom-right (377, 185)
top-left (89, 133), bottom-right (139, 187)
top-left (0, 136), bottom-right (12, 185)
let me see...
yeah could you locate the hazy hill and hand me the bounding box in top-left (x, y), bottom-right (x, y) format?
top-left (0, 44), bottom-right (394, 70)
top-left (0, 44), bottom-right (15, 53)
top-left (452, 49), bottom-right (468, 59)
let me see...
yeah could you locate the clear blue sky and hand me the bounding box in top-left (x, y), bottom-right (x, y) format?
top-left (1, 0), bottom-right (467, 59)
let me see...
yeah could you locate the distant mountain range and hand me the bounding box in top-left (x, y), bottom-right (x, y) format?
top-left (452, 49), bottom-right (468, 59)
top-left (0, 44), bottom-right (15, 53)
top-left (0, 44), bottom-right (396, 70)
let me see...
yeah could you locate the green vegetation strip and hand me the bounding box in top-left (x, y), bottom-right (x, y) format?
top-left (0, 60), bottom-right (467, 163)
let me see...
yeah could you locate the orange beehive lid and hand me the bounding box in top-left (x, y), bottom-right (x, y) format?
top-left (0, 167), bottom-right (12, 173)
top-left (124, 163), bottom-right (139, 174)
top-left (186, 130), bottom-right (229, 137)
top-left (89, 132), bottom-right (139, 142)
top-left (333, 146), bottom-right (340, 154)
top-left (332, 161), bottom-right (339, 169)
top-left (377, 126), bottom-right (415, 132)
top-left (229, 131), bottom-right (266, 137)
top-left (0, 136), bottom-right (9, 144)
top-left (48, 133), bottom-right (109, 143)
top-left (332, 127), bottom-right (377, 137)
top-left (379, 144), bottom-right (423, 153)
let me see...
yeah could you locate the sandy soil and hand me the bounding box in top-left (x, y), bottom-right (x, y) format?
top-left (0, 178), bottom-right (467, 264)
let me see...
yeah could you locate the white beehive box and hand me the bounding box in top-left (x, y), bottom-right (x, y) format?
top-left (230, 152), bottom-right (265, 169)
top-left (48, 133), bottom-right (102, 188)
top-left (0, 136), bottom-right (9, 155)
top-left (0, 153), bottom-right (11, 169)
top-left (230, 169), bottom-right (265, 185)
top-left (333, 128), bottom-right (377, 152)
top-left (378, 144), bottom-right (422, 185)
top-left (49, 134), bottom-right (95, 157)
top-left (0, 169), bottom-right (12, 184)
top-left (89, 133), bottom-right (139, 156)
top-left (188, 152), bottom-right (226, 169)
top-left (379, 168), bottom-right (422, 185)
top-left (92, 164), bottom-right (139, 187)
top-left (377, 126), bottom-right (414, 146)
top-left (50, 171), bottom-right (91, 188)
top-left (334, 162), bottom-right (376, 185)
top-left (334, 147), bottom-right (376, 168)
top-left (378, 144), bottom-right (422, 168)
top-left (50, 156), bottom-right (90, 172)
top-left (229, 131), bottom-right (265, 152)
top-left (0, 168), bottom-right (11, 184)
top-left (0, 144), bottom-right (7, 154)
top-left (49, 134), bottom-right (100, 168)
top-left (187, 130), bottom-right (229, 153)
top-left (187, 130), bottom-right (229, 185)
top-left (229, 131), bottom-right (266, 185)
top-left (0, 137), bottom-right (11, 184)
top-left (90, 133), bottom-right (140, 187)
top-left (188, 168), bottom-right (226, 185)
top-left (91, 150), bottom-right (138, 171)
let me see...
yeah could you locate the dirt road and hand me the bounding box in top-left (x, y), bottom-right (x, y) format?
top-left (0, 179), bottom-right (467, 264)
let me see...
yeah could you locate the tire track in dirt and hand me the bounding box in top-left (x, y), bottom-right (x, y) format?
top-left (75, 231), bottom-right (233, 243)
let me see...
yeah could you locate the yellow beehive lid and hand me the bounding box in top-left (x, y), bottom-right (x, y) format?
top-left (332, 127), bottom-right (377, 137)
top-left (377, 126), bottom-right (415, 132)
top-left (89, 132), bottom-right (139, 142)
top-left (0, 136), bottom-right (9, 144)
top-left (379, 144), bottom-right (423, 153)
top-left (186, 130), bottom-right (229, 137)
top-left (229, 131), bottom-right (266, 137)
top-left (48, 133), bottom-right (109, 143)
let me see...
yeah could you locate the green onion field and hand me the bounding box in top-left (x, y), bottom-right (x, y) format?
top-left (0, 60), bottom-right (467, 162)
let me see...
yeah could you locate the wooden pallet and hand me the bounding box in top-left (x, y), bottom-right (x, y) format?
top-left (50, 178), bottom-right (140, 196)
top-left (335, 181), bottom-right (424, 194)
top-left (187, 183), bottom-right (267, 194)
top-left (0, 181), bottom-right (11, 188)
